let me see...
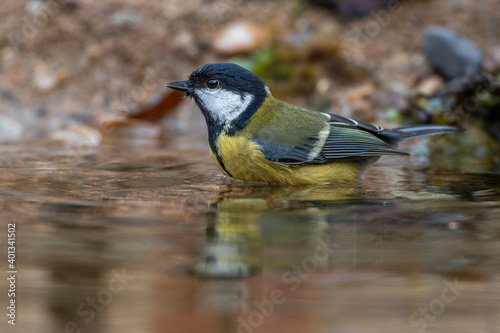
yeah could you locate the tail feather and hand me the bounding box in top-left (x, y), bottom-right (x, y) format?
top-left (378, 125), bottom-right (464, 143)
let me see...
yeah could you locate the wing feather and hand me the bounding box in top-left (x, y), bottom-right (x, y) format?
top-left (253, 111), bottom-right (407, 166)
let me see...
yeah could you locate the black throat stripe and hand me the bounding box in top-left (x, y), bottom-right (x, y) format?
top-left (213, 148), bottom-right (233, 178)
top-left (207, 123), bottom-right (233, 178)
top-left (225, 91), bottom-right (267, 136)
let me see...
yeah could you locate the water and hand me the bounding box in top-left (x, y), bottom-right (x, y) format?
top-left (1, 137), bottom-right (499, 333)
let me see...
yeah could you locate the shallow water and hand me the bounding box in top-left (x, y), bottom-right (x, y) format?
top-left (1, 137), bottom-right (499, 333)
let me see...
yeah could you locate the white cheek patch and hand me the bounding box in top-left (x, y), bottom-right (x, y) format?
top-left (195, 88), bottom-right (254, 123)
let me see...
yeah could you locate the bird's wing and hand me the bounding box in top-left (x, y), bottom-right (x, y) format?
top-left (254, 114), bottom-right (407, 166)
top-left (316, 123), bottom-right (408, 162)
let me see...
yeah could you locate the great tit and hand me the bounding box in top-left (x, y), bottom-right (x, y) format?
top-left (166, 63), bottom-right (462, 185)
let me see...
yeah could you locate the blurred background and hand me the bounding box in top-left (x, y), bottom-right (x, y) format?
top-left (1, 1), bottom-right (500, 333)
top-left (1, 0), bottom-right (500, 165)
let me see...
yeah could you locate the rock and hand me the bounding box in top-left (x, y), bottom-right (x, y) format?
top-left (1, 90), bottom-right (19, 103)
top-left (315, 78), bottom-right (332, 95)
top-left (416, 75), bottom-right (444, 96)
top-left (26, 1), bottom-right (43, 14)
top-left (0, 115), bottom-right (24, 142)
top-left (422, 27), bottom-right (483, 81)
top-left (213, 21), bottom-right (267, 56)
top-left (173, 30), bottom-right (198, 56)
top-left (109, 12), bottom-right (142, 27)
top-left (34, 72), bottom-right (57, 93)
top-left (34, 62), bottom-right (68, 93)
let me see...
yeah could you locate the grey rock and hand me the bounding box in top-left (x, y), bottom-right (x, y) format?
top-left (1, 90), bottom-right (18, 103)
top-left (0, 115), bottom-right (25, 142)
top-left (423, 27), bottom-right (483, 81)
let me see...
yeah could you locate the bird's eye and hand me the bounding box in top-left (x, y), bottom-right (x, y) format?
top-left (206, 79), bottom-right (219, 89)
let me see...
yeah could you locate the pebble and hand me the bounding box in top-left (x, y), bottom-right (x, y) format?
top-left (416, 75), bottom-right (444, 96)
top-left (213, 21), bottom-right (266, 56)
top-left (26, 1), bottom-right (43, 14)
top-left (0, 115), bottom-right (25, 142)
top-left (1, 90), bottom-right (19, 103)
top-left (109, 12), bottom-right (142, 27)
top-left (33, 62), bottom-right (68, 93)
top-left (316, 78), bottom-right (332, 95)
top-left (422, 27), bottom-right (483, 81)
top-left (34, 72), bottom-right (57, 93)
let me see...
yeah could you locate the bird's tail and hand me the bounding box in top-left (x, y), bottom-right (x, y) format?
top-left (378, 125), bottom-right (464, 143)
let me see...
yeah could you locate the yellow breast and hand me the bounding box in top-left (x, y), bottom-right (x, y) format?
top-left (210, 134), bottom-right (361, 185)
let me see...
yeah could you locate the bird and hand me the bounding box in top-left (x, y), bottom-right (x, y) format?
top-left (166, 63), bottom-right (462, 185)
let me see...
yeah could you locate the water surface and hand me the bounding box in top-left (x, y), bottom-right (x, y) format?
top-left (0, 137), bottom-right (499, 333)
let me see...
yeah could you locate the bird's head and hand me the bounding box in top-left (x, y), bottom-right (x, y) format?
top-left (166, 63), bottom-right (268, 128)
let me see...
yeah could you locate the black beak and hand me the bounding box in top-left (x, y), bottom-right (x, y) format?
top-left (165, 80), bottom-right (191, 93)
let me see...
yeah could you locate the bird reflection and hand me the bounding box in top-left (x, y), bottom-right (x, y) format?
top-left (167, 176), bottom-right (481, 333)
top-left (190, 184), bottom-right (361, 279)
